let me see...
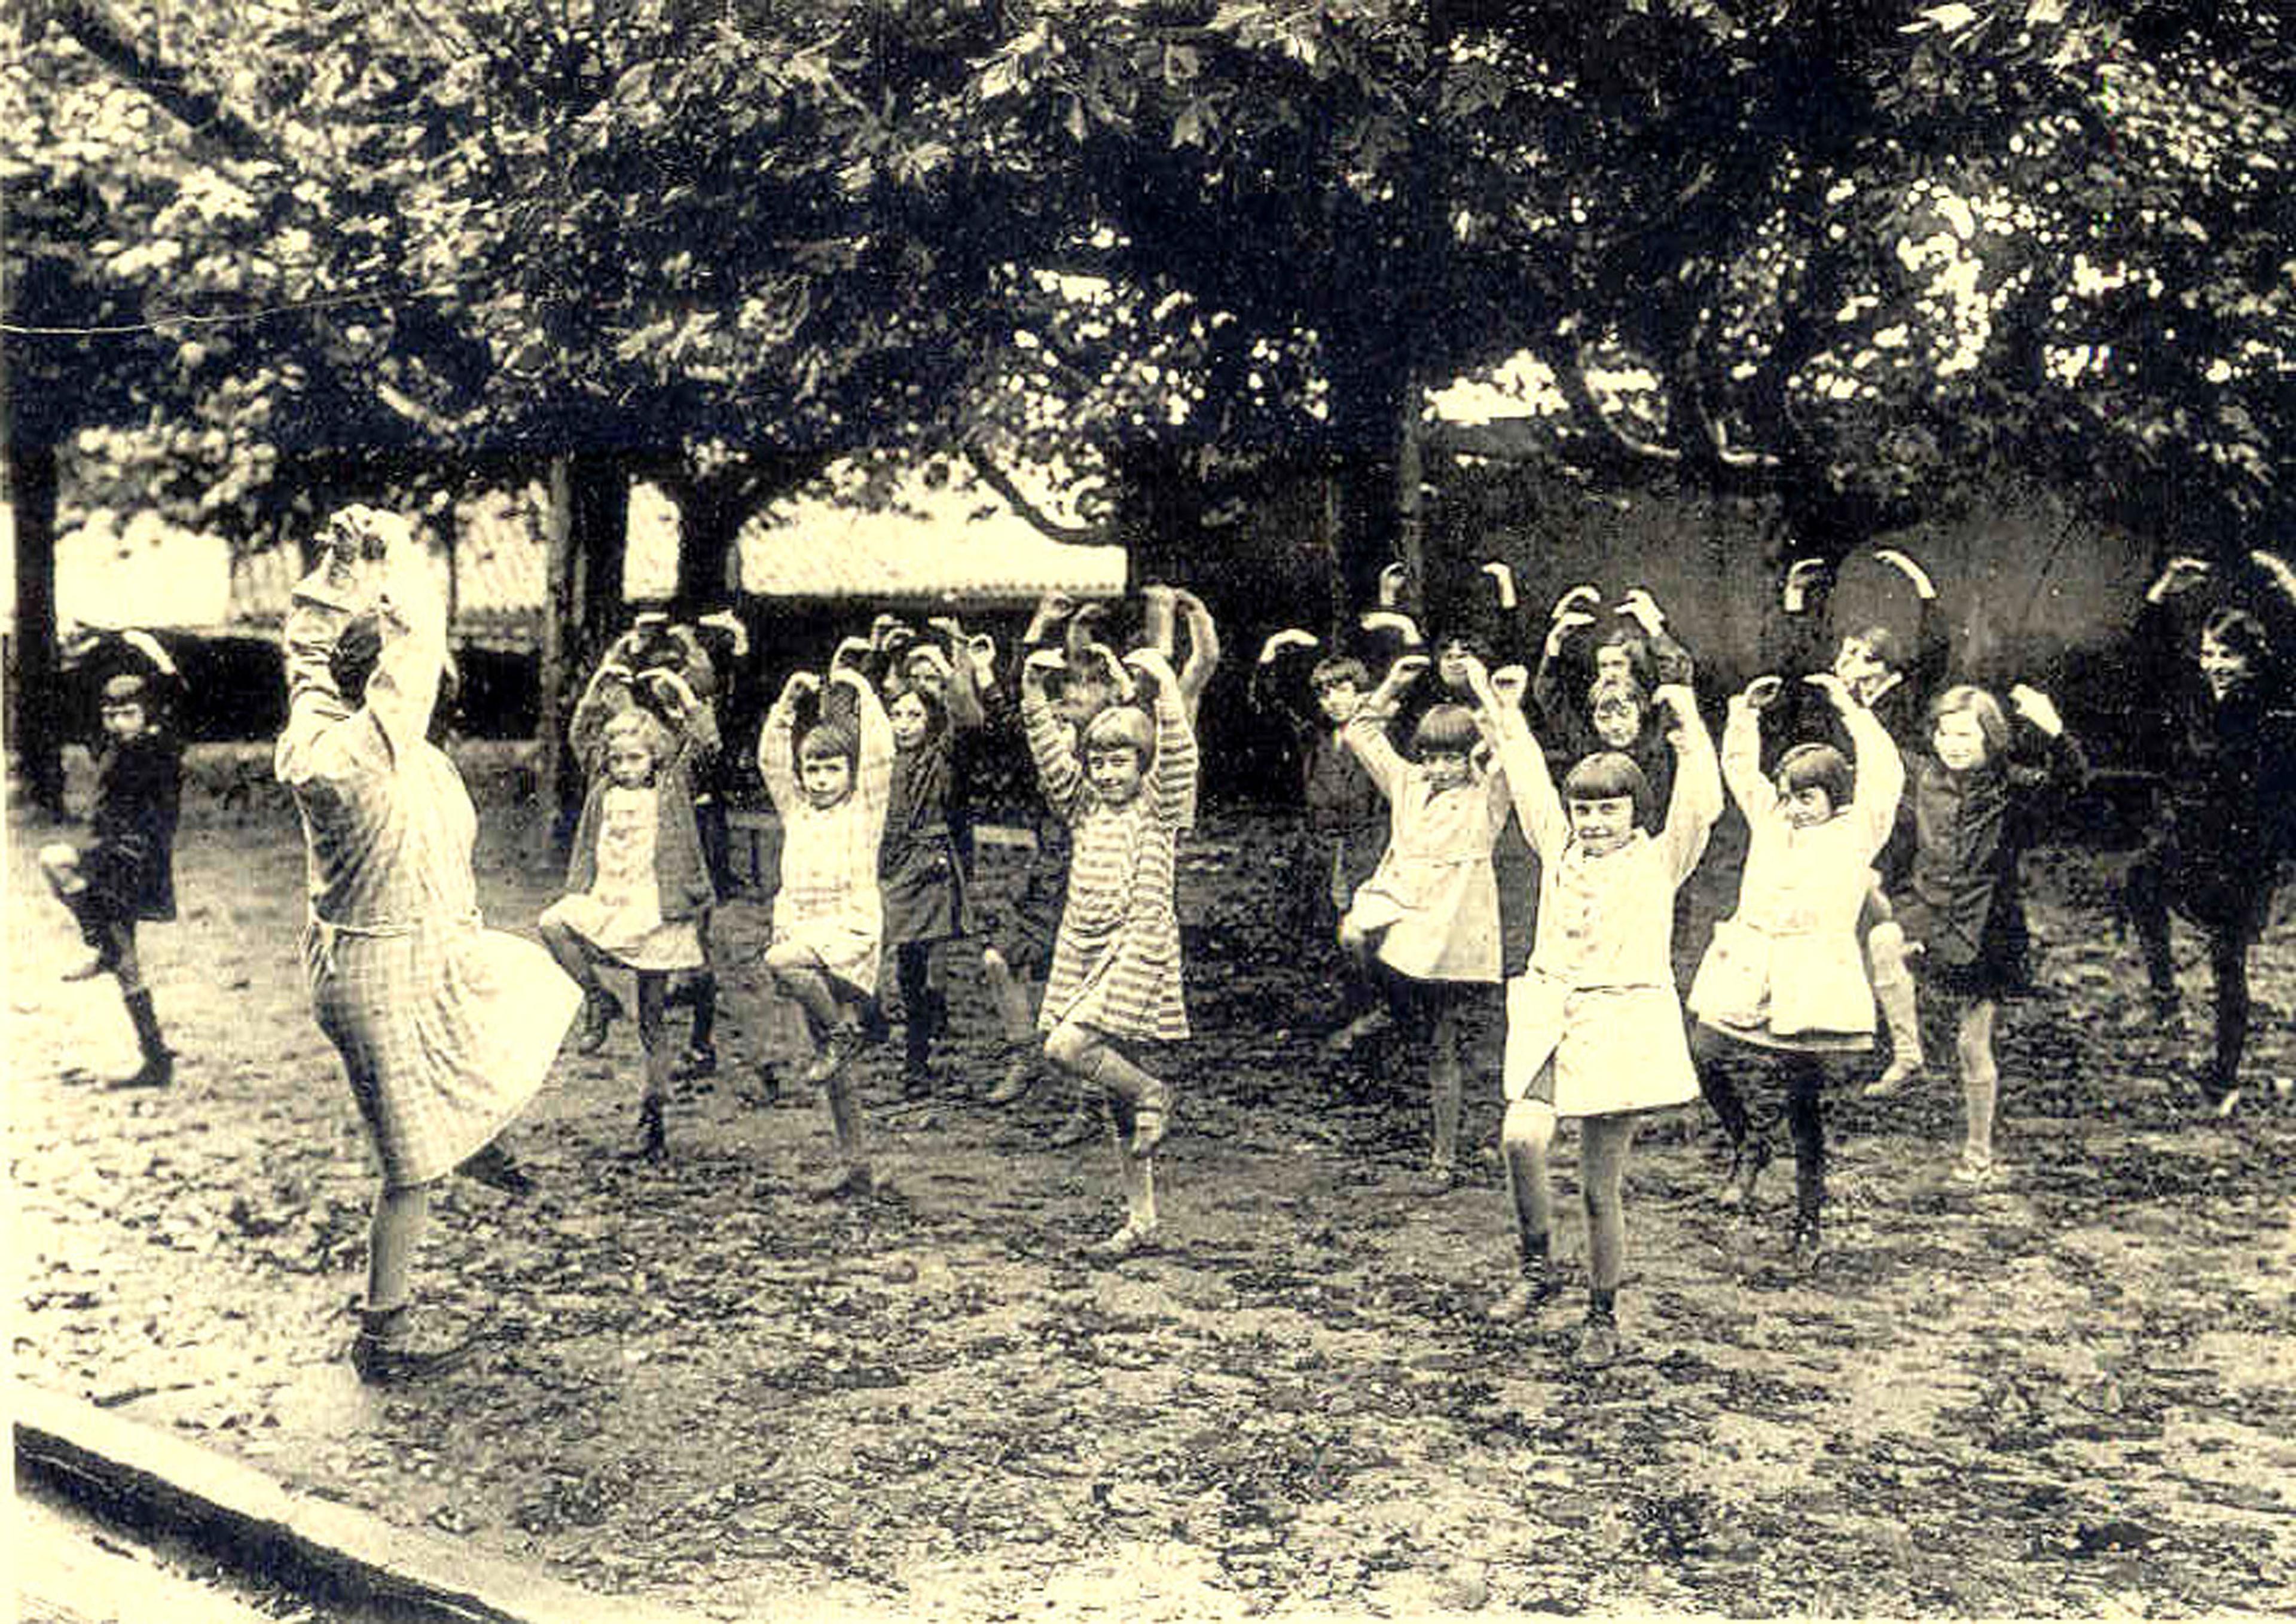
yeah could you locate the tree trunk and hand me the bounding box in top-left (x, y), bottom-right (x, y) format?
top-left (536, 453), bottom-right (629, 847)
top-left (8, 438), bottom-right (66, 819)
top-left (671, 480), bottom-right (742, 612)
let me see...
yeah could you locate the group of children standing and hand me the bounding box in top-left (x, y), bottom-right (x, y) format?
top-left (35, 535), bottom-right (2294, 1375)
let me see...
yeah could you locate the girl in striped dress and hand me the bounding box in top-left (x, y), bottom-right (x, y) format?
top-left (277, 507), bottom-right (580, 1384)
top-left (1022, 642), bottom-right (1198, 1262)
top-left (758, 642), bottom-right (897, 1199)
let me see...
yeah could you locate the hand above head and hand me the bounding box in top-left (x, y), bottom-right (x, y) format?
top-left (1782, 557), bottom-right (1828, 613)
top-left (1359, 609), bottom-right (1424, 648)
top-left (1872, 548), bottom-right (1937, 600)
top-left (907, 642), bottom-right (954, 679)
top-left (1259, 628), bottom-right (1321, 664)
top-left (1544, 609), bottom-right (1598, 657)
top-left (1489, 664), bottom-right (1529, 712)
top-left (1172, 585), bottom-right (1211, 620)
top-left (1385, 653), bottom-right (1431, 691)
top-left (780, 670), bottom-right (821, 701)
top-left (1650, 682), bottom-right (1698, 720)
top-left (2008, 682), bottom-right (2064, 736)
top-left (928, 615), bottom-right (966, 645)
top-left (1378, 562), bottom-right (1409, 610)
top-left (1616, 587), bottom-right (1666, 638)
top-left (1549, 584), bottom-right (1602, 622)
top-left (966, 633), bottom-right (998, 677)
top-left (2148, 556), bottom-right (2212, 603)
top-left (1739, 674), bottom-right (1786, 712)
top-left (830, 636), bottom-right (875, 672)
top-left (1482, 561), bottom-right (1518, 612)
top-left (2249, 550), bottom-right (2296, 597)
top-left (1803, 670), bottom-right (1855, 710)
top-left (1021, 648), bottom-right (1067, 688)
top-left (1091, 643), bottom-right (1139, 700)
top-left (646, 670), bottom-right (698, 716)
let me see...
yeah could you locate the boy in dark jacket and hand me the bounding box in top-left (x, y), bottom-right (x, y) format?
top-left (38, 657), bottom-right (185, 1089)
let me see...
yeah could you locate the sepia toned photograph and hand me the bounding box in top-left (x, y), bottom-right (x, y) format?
top-left (6, 1), bottom-right (2292, 1618)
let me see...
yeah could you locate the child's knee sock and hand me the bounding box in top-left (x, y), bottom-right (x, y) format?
top-left (688, 972), bottom-right (718, 1049)
top-left (1956, 1003), bottom-right (1999, 1159)
top-left (1120, 1146), bottom-right (1158, 1230)
top-left (1696, 1057), bottom-right (1751, 1147)
top-left (122, 987), bottom-right (167, 1063)
top-left (1785, 1077), bottom-right (1825, 1220)
top-left (1500, 1101), bottom-right (1557, 1265)
top-left (2208, 932), bottom-right (2251, 1088)
top-left (1867, 922), bottom-right (1923, 1072)
top-left (983, 952), bottom-right (1035, 1044)
top-left (825, 1074), bottom-right (867, 1167)
top-left (1429, 1027), bottom-right (1463, 1165)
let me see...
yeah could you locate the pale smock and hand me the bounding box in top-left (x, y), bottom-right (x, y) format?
top-left (1687, 699), bottom-right (1904, 1049)
top-left (1338, 710), bottom-right (1509, 984)
top-left (548, 784), bottom-right (706, 971)
top-left (757, 673), bottom-right (896, 996)
top-left (1494, 705), bottom-right (1722, 1117)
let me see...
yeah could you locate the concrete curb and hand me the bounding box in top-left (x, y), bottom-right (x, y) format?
top-left (14, 1382), bottom-right (702, 1624)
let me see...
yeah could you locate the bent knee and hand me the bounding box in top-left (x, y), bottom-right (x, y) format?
top-left (36, 842), bottom-right (79, 879)
top-left (1044, 1022), bottom-right (1095, 1073)
top-left (1500, 1099), bottom-right (1556, 1153)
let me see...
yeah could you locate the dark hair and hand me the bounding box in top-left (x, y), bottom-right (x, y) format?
top-left (1310, 655), bottom-right (1370, 692)
top-left (1845, 624), bottom-right (1906, 673)
top-left (1593, 625), bottom-right (1653, 687)
top-left (331, 614), bottom-right (386, 703)
top-left (2201, 607), bottom-right (2270, 668)
top-left (887, 683), bottom-right (948, 743)
top-left (1776, 741), bottom-right (1853, 810)
top-left (1410, 703), bottom-right (1480, 758)
top-left (1562, 750), bottom-right (1650, 817)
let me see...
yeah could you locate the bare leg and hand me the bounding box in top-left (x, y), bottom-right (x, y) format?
top-left (367, 1181), bottom-right (433, 1312)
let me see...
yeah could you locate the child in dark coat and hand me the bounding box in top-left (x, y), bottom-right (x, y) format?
top-left (38, 651), bottom-right (185, 1089)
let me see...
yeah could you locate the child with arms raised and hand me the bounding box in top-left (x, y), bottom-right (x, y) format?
top-left (1022, 640), bottom-right (1198, 1260)
top-left (1890, 682), bottom-right (2084, 1182)
top-left (758, 639), bottom-right (897, 1198)
top-left (539, 667), bottom-right (717, 1158)
top-left (1687, 672), bottom-right (1903, 1267)
top-left (1474, 656), bottom-right (1721, 1366)
top-left (1339, 647), bottom-right (1512, 1190)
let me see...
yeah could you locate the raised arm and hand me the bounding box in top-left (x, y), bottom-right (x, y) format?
top-left (756, 674), bottom-right (811, 813)
top-left (1813, 673), bottom-right (1906, 859)
top-left (1129, 647), bottom-right (1200, 829)
top-left (570, 655), bottom-right (637, 773)
top-left (1471, 660), bottom-right (1568, 859)
top-left (1652, 683), bottom-right (1723, 881)
top-left (358, 527), bottom-right (450, 762)
top-left (1173, 587), bottom-right (1222, 717)
top-left (836, 663), bottom-right (897, 821)
top-left (1019, 649), bottom-right (1084, 818)
top-left (1720, 679), bottom-right (1782, 819)
top-left (1342, 655), bottom-right (1427, 802)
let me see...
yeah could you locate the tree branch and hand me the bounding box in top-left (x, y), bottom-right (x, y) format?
top-left (48, 0), bottom-right (274, 163)
top-left (961, 442), bottom-right (1120, 545)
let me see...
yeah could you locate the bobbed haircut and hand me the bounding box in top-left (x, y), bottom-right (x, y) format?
top-left (1776, 741), bottom-right (1854, 811)
top-left (887, 682), bottom-right (948, 739)
top-left (1592, 625), bottom-right (1654, 685)
top-left (798, 719), bottom-right (859, 766)
top-left (2201, 606), bottom-right (2270, 667)
top-left (1082, 703), bottom-right (1155, 763)
top-left (1310, 655), bottom-right (1370, 692)
top-left (1562, 750), bottom-right (1651, 817)
top-left (1927, 683), bottom-right (2010, 761)
top-left (1845, 623), bottom-right (1907, 672)
top-left (1410, 703), bottom-right (1480, 758)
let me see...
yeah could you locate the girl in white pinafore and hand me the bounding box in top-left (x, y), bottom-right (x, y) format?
top-left (1339, 653), bottom-right (1510, 1188)
top-left (1687, 672), bottom-right (1904, 1268)
top-left (1477, 663), bottom-right (1721, 1367)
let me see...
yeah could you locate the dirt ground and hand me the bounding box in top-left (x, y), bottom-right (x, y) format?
top-left (10, 748), bottom-right (2296, 1621)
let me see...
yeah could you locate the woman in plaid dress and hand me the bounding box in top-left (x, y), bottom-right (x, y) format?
top-left (1023, 642), bottom-right (1198, 1261)
top-left (276, 508), bottom-right (580, 1385)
